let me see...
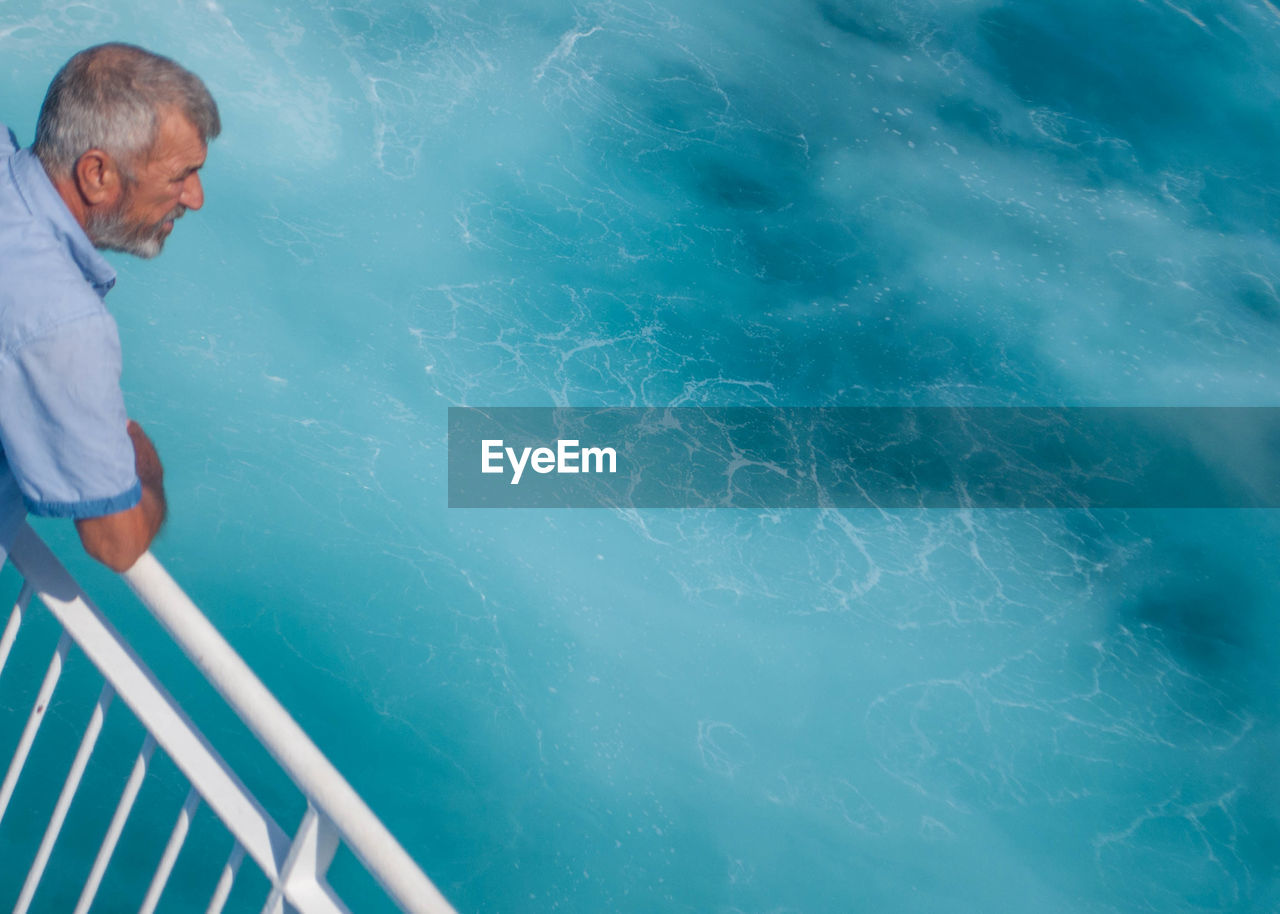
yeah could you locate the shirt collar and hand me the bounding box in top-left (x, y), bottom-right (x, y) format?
top-left (8, 146), bottom-right (116, 297)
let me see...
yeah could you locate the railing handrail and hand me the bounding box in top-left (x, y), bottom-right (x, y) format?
top-left (6, 521), bottom-right (456, 914)
top-left (121, 550), bottom-right (456, 914)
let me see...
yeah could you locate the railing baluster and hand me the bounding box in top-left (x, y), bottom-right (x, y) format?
top-left (137, 785), bottom-right (201, 914)
top-left (0, 581), bottom-right (32, 677)
top-left (13, 682), bottom-right (114, 914)
top-left (136, 783), bottom-right (199, 911)
top-left (206, 843), bottom-right (246, 914)
top-left (73, 733), bottom-right (157, 914)
top-left (0, 630), bottom-right (72, 826)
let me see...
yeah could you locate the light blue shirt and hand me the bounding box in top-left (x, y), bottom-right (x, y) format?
top-left (0, 124), bottom-right (140, 570)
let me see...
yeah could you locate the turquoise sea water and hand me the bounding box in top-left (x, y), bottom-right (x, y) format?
top-left (3, 1), bottom-right (1280, 911)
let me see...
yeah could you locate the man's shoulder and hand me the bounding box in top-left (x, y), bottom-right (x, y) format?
top-left (0, 227), bottom-right (112, 359)
top-left (0, 140), bottom-right (108, 354)
top-left (0, 128), bottom-right (116, 360)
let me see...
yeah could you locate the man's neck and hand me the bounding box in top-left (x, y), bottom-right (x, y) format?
top-left (46, 168), bottom-right (91, 233)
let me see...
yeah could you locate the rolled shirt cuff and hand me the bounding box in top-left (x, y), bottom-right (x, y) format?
top-left (23, 479), bottom-right (142, 519)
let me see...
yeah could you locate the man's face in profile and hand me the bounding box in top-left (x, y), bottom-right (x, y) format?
top-left (86, 107), bottom-right (207, 258)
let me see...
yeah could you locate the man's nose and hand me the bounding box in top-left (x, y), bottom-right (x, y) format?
top-left (180, 172), bottom-right (204, 211)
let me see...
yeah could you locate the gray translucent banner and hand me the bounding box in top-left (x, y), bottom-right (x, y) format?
top-left (447, 407), bottom-right (1280, 508)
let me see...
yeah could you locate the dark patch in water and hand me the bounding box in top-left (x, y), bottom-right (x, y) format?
top-left (816, 1), bottom-right (908, 50)
top-left (936, 97), bottom-right (1007, 146)
top-left (1130, 585), bottom-right (1243, 673)
top-left (694, 158), bottom-right (786, 212)
top-left (1119, 538), bottom-right (1260, 683)
top-left (974, 1), bottom-right (1280, 232)
top-left (1228, 270), bottom-right (1280, 323)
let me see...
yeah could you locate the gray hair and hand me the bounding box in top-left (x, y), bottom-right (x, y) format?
top-left (33, 43), bottom-right (220, 179)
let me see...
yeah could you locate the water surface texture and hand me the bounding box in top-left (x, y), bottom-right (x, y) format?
top-left (3, 1), bottom-right (1280, 911)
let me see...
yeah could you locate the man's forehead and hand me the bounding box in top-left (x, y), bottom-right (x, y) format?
top-left (147, 108), bottom-right (207, 167)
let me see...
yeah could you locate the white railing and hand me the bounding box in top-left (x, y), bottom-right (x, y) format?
top-left (0, 521), bottom-right (457, 914)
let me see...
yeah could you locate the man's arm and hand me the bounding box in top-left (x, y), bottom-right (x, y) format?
top-left (75, 420), bottom-right (166, 572)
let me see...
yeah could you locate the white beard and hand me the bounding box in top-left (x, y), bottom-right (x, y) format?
top-left (85, 198), bottom-right (184, 259)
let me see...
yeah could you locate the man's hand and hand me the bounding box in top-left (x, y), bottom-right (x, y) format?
top-left (75, 419), bottom-right (167, 572)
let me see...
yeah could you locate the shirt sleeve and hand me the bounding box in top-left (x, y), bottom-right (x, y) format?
top-left (0, 312), bottom-right (141, 518)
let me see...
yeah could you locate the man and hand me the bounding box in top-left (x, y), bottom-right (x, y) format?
top-left (0, 44), bottom-right (218, 572)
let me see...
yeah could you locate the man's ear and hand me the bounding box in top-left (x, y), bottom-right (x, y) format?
top-left (73, 149), bottom-right (124, 207)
